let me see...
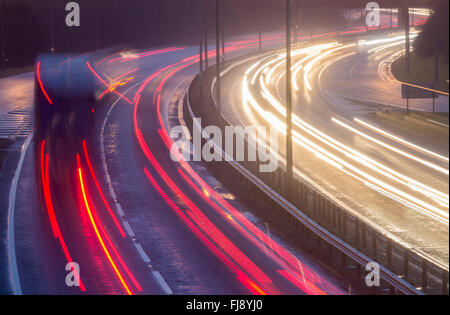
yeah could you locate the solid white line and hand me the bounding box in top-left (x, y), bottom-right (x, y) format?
top-left (152, 271), bottom-right (173, 295)
top-left (427, 119), bottom-right (449, 128)
top-left (7, 131), bottom-right (34, 295)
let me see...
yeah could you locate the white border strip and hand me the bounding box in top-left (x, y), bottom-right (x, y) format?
top-left (7, 131), bottom-right (34, 295)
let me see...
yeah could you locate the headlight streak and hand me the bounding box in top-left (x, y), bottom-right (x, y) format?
top-left (132, 40), bottom-right (347, 294)
top-left (303, 44), bottom-right (356, 91)
top-left (242, 42), bottom-right (449, 225)
top-left (354, 118), bottom-right (449, 163)
top-left (332, 118), bottom-right (449, 175)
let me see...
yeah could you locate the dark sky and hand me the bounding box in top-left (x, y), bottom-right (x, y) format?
top-left (2, 0), bottom-right (348, 66)
top-left (20, 0), bottom-right (289, 51)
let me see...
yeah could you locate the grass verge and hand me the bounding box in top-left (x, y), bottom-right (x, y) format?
top-left (391, 52), bottom-right (449, 93)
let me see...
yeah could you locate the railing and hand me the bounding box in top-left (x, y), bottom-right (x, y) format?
top-left (187, 64), bottom-right (449, 295)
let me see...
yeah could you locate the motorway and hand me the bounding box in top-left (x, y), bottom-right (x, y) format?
top-left (219, 26), bottom-right (449, 265)
top-left (3, 36), bottom-right (354, 295)
top-left (1, 11), bottom-right (447, 295)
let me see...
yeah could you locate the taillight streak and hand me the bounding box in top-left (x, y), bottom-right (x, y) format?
top-left (82, 140), bottom-right (126, 237)
top-left (86, 61), bottom-right (133, 104)
top-left (36, 62), bottom-right (53, 105)
top-left (77, 156), bottom-right (133, 295)
top-left (40, 141), bottom-right (85, 291)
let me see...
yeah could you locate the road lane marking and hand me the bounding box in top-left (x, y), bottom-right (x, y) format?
top-left (152, 271), bottom-right (173, 295)
top-left (134, 243), bottom-right (151, 263)
top-left (7, 131), bottom-right (33, 295)
top-left (123, 221), bottom-right (135, 238)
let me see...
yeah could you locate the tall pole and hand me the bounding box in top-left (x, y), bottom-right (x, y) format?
top-left (293, 0), bottom-right (298, 44)
top-left (286, 0), bottom-right (293, 186)
top-left (433, 10), bottom-right (439, 113)
top-left (404, 6), bottom-right (410, 113)
top-left (258, 0), bottom-right (262, 51)
top-left (221, 4), bottom-right (225, 60)
top-left (95, 0), bottom-right (100, 49)
top-left (390, 8), bottom-right (393, 28)
top-left (203, 0), bottom-right (208, 68)
top-left (49, 0), bottom-right (54, 52)
top-left (404, 7), bottom-right (410, 75)
top-left (0, 0), bottom-right (5, 72)
top-left (216, 0), bottom-right (221, 126)
top-left (200, 0), bottom-right (204, 74)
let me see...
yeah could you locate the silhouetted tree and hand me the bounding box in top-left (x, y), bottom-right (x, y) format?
top-left (3, 0), bottom-right (44, 67)
top-left (414, 3), bottom-right (449, 60)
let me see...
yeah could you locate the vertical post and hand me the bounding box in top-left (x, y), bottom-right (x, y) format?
top-left (361, 224), bottom-right (366, 248)
top-left (204, 0), bottom-right (208, 68)
top-left (386, 238), bottom-right (392, 267)
top-left (422, 259), bottom-right (428, 291)
top-left (390, 8), bottom-right (393, 28)
top-left (49, 0), bottom-right (55, 52)
top-left (286, 0), bottom-right (293, 190)
top-left (258, 0), bottom-right (262, 51)
top-left (403, 6), bottom-right (410, 113)
top-left (95, 0), bottom-right (100, 49)
top-left (293, 0), bottom-right (298, 44)
top-left (365, 8), bottom-right (369, 32)
top-left (309, 8), bottom-right (313, 40)
top-left (199, 0), bottom-right (204, 75)
top-left (404, 6), bottom-right (410, 75)
top-left (0, 0), bottom-right (5, 72)
top-left (216, 0), bottom-right (221, 126)
top-left (442, 271), bottom-right (448, 295)
top-left (221, 1), bottom-right (225, 60)
top-left (403, 249), bottom-right (409, 277)
top-left (372, 230), bottom-right (377, 258)
top-left (433, 10), bottom-right (439, 113)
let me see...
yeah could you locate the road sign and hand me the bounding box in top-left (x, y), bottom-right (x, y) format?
top-left (401, 83), bottom-right (439, 99)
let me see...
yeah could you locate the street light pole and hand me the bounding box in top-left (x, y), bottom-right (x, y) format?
top-left (403, 6), bottom-right (410, 113)
top-left (0, 0), bottom-right (5, 72)
top-left (258, 0), bottom-right (262, 51)
top-left (433, 10), bottom-right (439, 113)
top-left (293, 0), bottom-right (298, 44)
top-left (286, 0), bottom-right (293, 186)
top-left (203, 0), bottom-right (208, 68)
top-left (95, 0), bottom-right (100, 49)
top-left (216, 0), bottom-right (221, 126)
top-left (199, 0), bottom-right (203, 74)
top-left (221, 4), bottom-right (225, 60)
top-left (49, 0), bottom-right (55, 52)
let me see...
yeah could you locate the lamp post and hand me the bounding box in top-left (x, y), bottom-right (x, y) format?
top-left (199, 0), bottom-right (204, 75)
top-left (258, 0), bottom-right (262, 51)
top-left (49, 0), bottom-right (55, 52)
top-left (0, 0), bottom-right (5, 72)
top-left (286, 0), bottom-right (293, 187)
top-left (204, 0), bottom-right (208, 68)
top-left (433, 10), bottom-right (439, 113)
top-left (216, 0), bottom-right (221, 126)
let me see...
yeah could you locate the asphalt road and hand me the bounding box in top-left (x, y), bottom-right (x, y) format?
top-left (3, 34), bottom-right (350, 295)
top-left (2, 11), bottom-right (445, 295)
top-left (219, 29), bottom-right (449, 267)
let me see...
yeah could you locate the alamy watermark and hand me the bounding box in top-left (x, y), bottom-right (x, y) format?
top-left (169, 118), bottom-right (279, 173)
top-left (366, 2), bottom-right (381, 27)
top-left (65, 2), bottom-right (81, 27)
top-left (365, 262), bottom-right (381, 287)
top-left (65, 262), bottom-right (81, 287)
